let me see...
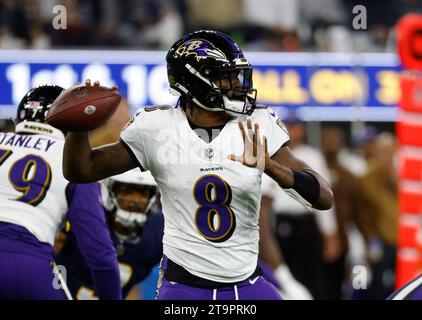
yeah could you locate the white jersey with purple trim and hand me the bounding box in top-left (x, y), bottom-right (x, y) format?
top-left (120, 106), bottom-right (289, 283)
top-left (0, 122), bottom-right (68, 245)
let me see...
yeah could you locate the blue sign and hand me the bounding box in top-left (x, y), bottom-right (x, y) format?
top-left (0, 50), bottom-right (401, 121)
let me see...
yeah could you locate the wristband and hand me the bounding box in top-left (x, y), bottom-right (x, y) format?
top-left (292, 169), bottom-right (320, 205)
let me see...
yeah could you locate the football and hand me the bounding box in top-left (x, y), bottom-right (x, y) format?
top-left (46, 83), bottom-right (121, 132)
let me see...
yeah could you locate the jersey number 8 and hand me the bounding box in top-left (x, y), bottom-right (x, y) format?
top-left (193, 174), bottom-right (236, 243)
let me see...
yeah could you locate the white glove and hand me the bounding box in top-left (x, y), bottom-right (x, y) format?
top-left (275, 264), bottom-right (313, 300)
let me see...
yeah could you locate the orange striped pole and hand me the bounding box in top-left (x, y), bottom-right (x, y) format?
top-left (395, 13), bottom-right (422, 288)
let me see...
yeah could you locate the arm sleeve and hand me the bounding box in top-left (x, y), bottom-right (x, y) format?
top-left (120, 109), bottom-right (149, 171)
top-left (66, 183), bottom-right (122, 300)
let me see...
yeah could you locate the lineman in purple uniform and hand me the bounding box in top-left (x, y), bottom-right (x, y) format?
top-left (0, 85), bottom-right (121, 300)
top-left (63, 30), bottom-right (334, 300)
top-left (56, 169), bottom-right (163, 300)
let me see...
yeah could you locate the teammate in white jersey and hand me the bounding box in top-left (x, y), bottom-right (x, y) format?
top-left (63, 30), bottom-right (334, 300)
top-left (0, 85), bottom-right (121, 300)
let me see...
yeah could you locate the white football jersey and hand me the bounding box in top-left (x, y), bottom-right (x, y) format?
top-left (0, 122), bottom-right (68, 245)
top-left (121, 106), bottom-right (289, 283)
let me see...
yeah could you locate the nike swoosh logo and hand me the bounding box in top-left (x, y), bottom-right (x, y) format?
top-left (249, 276), bottom-right (259, 285)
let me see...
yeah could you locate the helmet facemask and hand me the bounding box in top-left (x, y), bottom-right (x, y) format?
top-left (110, 182), bottom-right (157, 232)
top-left (202, 60), bottom-right (257, 116)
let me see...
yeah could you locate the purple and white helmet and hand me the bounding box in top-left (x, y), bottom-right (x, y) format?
top-left (166, 30), bottom-right (257, 116)
top-left (101, 169), bottom-right (158, 229)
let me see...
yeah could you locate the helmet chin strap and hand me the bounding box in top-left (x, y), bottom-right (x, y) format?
top-left (190, 95), bottom-right (247, 117)
top-left (222, 95), bottom-right (249, 116)
top-left (114, 208), bottom-right (147, 228)
top-left (113, 226), bottom-right (140, 245)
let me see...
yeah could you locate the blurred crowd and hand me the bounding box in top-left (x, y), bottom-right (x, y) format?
top-left (1, 0), bottom-right (422, 51)
top-left (258, 111), bottom-right (398, 300)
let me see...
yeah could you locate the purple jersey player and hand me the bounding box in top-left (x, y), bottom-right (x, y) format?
top-left (0, 85), bottom-right (121, 300)
top-left (56, 169), bottom-right (163, 299)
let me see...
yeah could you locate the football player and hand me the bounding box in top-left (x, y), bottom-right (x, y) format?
top-left (0, 85), bottom-right (121, 300)
top-left (63, 30), bottom-right (333, 300)
top-left (56, 169), bottom-right (163, 299)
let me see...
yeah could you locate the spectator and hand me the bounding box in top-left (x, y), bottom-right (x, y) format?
top-left (0, 0), bottom-right (409, 51)
top-left (136, 2), bottom-right (183, 50)
top-left (28, 23), bottom-right (51, 49)
top-left (321, 126), bottom-right (368, 299)
top-left (243, 0), bottom-right (300, 32)
top-left (0, 24), bottom-right (25, 49)
top-left (357, 132), bottom-right (398, 299)
top-left (185, 0), bottom-right (244, 32)
top-left (260, 110), bottom-right (341, 299)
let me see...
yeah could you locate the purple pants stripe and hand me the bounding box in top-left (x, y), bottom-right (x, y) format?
top-left (0, 251), bottom-right (65, 300)
top-left (157, 275), bottom-right (282, 300)
top-left (156, 256), bottom-right (282, 300)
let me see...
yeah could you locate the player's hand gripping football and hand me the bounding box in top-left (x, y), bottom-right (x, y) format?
top-left (46, 79), bottom-right (121, 132)
top-left (228, 118), bottom-right (270, 170)
top-left (83, 79), bottom-right (118, 91)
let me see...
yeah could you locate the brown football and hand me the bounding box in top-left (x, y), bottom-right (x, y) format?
top-left (46, 84), bottom-right (121, 132)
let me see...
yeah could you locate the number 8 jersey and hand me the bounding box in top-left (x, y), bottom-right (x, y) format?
top-left (0, 123), bottom-right (68, 246)
top-left (120, 106), bottom-right (289, 283)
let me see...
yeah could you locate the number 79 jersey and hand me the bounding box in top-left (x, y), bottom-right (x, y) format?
top-left (0, 130), bottom-right (68, 245)
top-left (121, 106), bottom-right (289, 283)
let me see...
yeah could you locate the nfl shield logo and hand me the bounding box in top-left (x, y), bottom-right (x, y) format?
top-left (205, 148), bottom-right (214, 160)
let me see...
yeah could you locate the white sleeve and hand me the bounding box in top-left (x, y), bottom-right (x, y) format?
top-left (261, 108), bottom-right (290, 157)
top-left (120, 109), bottom-right (150, 171)
top-left (261, 173), bottom-right (278, 198)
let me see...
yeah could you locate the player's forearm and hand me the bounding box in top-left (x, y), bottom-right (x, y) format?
top-left (264, 160), bottom-right (294, 188)
top-left (63, 133), bottom-right (133, 182)
top-left (264, 160), bottom-right (334, 210)
top-left (311, 171), bottom-right (335, 210)
top-left (63, 132), bottom-right (96, 182)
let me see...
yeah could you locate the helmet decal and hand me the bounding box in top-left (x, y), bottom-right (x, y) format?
top-left (175, 39), bottom-right (228, 63)
top-left (16, 85), bottom-right (64, 124)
